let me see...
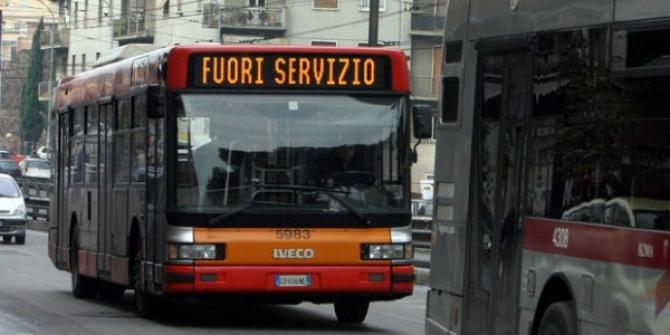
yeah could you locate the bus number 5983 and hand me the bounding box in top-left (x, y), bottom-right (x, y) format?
top-left (276, 229), bottom-right (311, 240)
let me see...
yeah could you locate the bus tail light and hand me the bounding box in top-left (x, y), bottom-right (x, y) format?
top-left (361, 243), bottom-right (412, 260)
top-left (168, 243), bottom-right (225, 260)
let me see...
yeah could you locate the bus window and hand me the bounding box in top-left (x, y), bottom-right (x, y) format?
top-left (72, 107), bottom-right (85, 184)
top-left (131, 96), bottom-right (147, 183)
top-left (85, 106), bottom-right (98, 184)
top-left (114, 99), bottom-right (131, 184)
top-left (526, 28), bottom-right (612, 224)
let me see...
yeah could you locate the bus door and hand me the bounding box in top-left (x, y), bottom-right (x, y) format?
top-left (56, 110), bottom-right (70, 265)
top-left (466, 40), bottom-right (532, 334)
top-left (98, 102), bottom-right (113, 273)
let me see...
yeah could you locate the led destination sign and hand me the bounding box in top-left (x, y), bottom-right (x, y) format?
top-left (190, 54), bottom-right (390, 90)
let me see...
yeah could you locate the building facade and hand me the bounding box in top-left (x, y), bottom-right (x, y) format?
top-left (57, 0), bottom-right (439, 195)
top-left (0, 0), bottom-right (63, 151)
top-left (408, 0), bottom-right (445, 198)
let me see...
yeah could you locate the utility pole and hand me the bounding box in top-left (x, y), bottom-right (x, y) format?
top-left (35, 0), bottom-right (55, 158)
top-left (367, 0), bottom-right (379, 46)
top-left (217, 2), bottom-right (223, 43)
top-left (0, 10), bottom-right (3, 126)
top-left (46, 22), bottom-right (54, 159)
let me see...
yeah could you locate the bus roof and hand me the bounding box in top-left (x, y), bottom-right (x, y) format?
top-left (445, 0), bottom-right (670, 42)
top-left (56, 45), bottom-right (409, 109)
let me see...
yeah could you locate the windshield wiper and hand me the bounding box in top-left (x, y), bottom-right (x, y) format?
top-left (208, 200), bottom-right (294, 225)
top-left (256, 184), bottom-right (371, 226)
top-left (208, 201), bottom-right (261, 225)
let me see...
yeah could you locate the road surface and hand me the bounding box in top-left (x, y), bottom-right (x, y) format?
top-left (0, 230), bottom-right (426, 334)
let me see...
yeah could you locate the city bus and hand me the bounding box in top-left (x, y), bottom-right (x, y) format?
top-left (47, 45), bottom-right (422, 322)
top-left (426, 1), bottom-right (670, 334)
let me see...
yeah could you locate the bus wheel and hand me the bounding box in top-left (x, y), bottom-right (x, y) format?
top-left (133, 250), bottom-right (162, 317)
top-left (538, 301), bottom-right (577, 335)
top-left (70, 231), bottom-right (97, 299)
top-left (334, 299), bottom-right (369, 324)
top-left (99, 282), bottom-right (126, 301)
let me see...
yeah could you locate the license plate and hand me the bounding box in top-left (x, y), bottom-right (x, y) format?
top-left (275, 275), bottom-right (312, 287)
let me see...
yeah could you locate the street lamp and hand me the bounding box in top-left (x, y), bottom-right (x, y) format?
top-left (35, 0), bottom-right (56, 160)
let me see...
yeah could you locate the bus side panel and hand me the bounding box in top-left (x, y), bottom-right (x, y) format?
top-left (444, 0), bottom-right (469, 43)
top-left (429, 42), bottom-right (477, 296)
top-left (468, 0), bottom-right (614, 40)
top-left (426, 289), bottom-right (463, 335)
top-left (615, 0), bottom-right (670, 21)
top-left (522, 218), bottom-right (670, 334)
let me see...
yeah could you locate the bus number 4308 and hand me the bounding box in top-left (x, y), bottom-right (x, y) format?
top-left (552, 227), bottom-right (569, 249)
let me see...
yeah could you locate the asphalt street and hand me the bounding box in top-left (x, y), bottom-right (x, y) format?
top-left (0, 230), bottom-right (426, 334)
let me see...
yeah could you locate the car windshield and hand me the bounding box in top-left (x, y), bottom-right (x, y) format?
top-left (0, 161), bottom-right (18, 170)
top-left (27, 161), bottom-right (49, 170)
top-left (0, 178), bottom-right (20, 198)
top-left (174, 94), bottom-right (406, 215)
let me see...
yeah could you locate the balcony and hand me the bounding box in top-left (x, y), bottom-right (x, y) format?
top-left (219, 7), bottom-right (286, 38)
top-left (411, 13), bottom-right (445, 34)
top-left (40, 27), bottom-right (69, 50)
top-left (113, 14), bottom-right (154, 45)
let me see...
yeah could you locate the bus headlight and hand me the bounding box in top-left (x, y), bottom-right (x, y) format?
top-left (361, 243), bottom-right (411, 260)
top-left (168, 243), bottom-right (225, 260)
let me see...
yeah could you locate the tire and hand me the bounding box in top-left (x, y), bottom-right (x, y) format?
top-left (15, 235), bottom-right (25, 245)
top-left (70, 230), bottom-right (98, 299)
top-left (538, 301), bottom-right (578, 335)
top-left (133, 248), bottom-right (163, 317)
top-left (2, 236), bottom-right (11, 243)
top-left (334, 300), bottom-right (370, 324)
top-left (99, 282), bottom-right (126, 301)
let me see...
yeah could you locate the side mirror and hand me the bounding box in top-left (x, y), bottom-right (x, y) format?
top-left (147, 85), bottom-right (165, 118)
top-left (412, 104), bottom-right (433, 139)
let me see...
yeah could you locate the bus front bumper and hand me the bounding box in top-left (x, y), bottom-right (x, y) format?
top-left (162, 264), bottom-right (414, 298)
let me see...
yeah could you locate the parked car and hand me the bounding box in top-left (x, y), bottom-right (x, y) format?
top-left (36, 146), bottom-right (48, 160)
top-left (19, 159), bottom-right (50, 179)
top-left (0, 174), bottom-right (26, 244)
top-left (0, 159), bottom-right (21, 178)
top-left (10, 152), bottom-right (25, 164)
top-left (0, 150), bottom-right (10, 160)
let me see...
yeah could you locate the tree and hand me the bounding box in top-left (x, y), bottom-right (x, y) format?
top-left (19, 18), bottom-right (45, 152)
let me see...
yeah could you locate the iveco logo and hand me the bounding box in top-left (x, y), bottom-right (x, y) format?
top-left (273, 248), bottom-right (315, 259)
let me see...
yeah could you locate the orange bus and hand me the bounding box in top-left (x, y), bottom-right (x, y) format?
top-left (48, 45), bottom-right (420, 322)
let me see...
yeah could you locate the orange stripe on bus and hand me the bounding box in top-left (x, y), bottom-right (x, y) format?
top-left (193, 228), bottom-right (391, 266)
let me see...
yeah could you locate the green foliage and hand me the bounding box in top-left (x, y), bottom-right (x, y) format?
top-left (19, 18), bottom-right (45, 150)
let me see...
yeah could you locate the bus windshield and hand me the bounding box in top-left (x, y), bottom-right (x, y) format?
top-left (173, 94), bottom-right (406, 218)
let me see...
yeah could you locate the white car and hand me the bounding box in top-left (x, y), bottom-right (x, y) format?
top-left (0, 150), bottom-right (10, 160)
top-left (20, 159), bottom-right (50, 179)
top-left (0, 174), bottom-right (27, 244)
top-left (36, 146), bottom-right (48, 160)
